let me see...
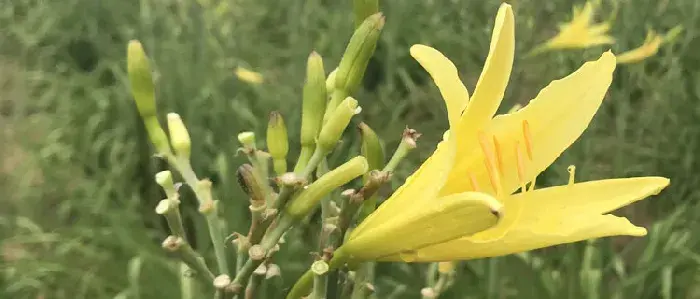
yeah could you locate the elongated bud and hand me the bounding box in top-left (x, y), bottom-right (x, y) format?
top-left (267, 111), bottom-right (289, 175)
top-left (325, 68), bottom-right (338, 92)
top-left (127, 40), bottom-right (156, 118)
top-left (237, 164), bottom-right (266, 203)
top-left (167, 113), bottom-right (191, 159)
top-left (286, 156), bottom-right (368, 218)
top-left (127, 40), bottom-right (170, 155)
top-left (353, 0), bottom-right (380, 29)
top-left (318, 97), bottom-right (360, 153)
top-left (238, 131), bottom-right (256, 149)
top-left (358, 122), bottom-right (384, 174)
top-left (335, 13), bottom-right (385, 94)
top-left (301, 52), bottom-right (328, 148)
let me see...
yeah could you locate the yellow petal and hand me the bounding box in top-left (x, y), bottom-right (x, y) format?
top-left (380, 176), bottom-right (667, 262)
top-left (341, 191), bottom-right (502, 261)
top-left (517, 177), bottom-right (669, 231)
top-left (456, 3), bottom-right (515, 143)
top-left (410, 45), bottom-right (470, 127)
top-left (379, 214), bottom-right (644, 262)
top-left (351, 131), bottom-right (457, 239)
top-left (442, 51), bottom-right (617, 197)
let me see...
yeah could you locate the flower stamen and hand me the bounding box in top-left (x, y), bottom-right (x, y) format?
top-left (478, 132), bottom-right (504, 197)
top-left (467, 171), bottom-right (481, 192)
top-left (567, 165), bottom-right (576, 185)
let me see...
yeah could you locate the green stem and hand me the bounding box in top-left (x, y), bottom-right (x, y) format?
top-left (171, 157), bottom-right (229, 275)
top-left (231, 214), bottom-right (295, 291)
top-left (286, 252), bottom-right (348, 299)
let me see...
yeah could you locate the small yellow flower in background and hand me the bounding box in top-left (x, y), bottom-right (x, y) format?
top-left (235, 67), bottom-right (264, 84)
top-left (337, 2), bottom-right (669, 263)
top-left (533, 1), bottom-right (614, 54)
top-left (617, 26), bottom-right (684, 64)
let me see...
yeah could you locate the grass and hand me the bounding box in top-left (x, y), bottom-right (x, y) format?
top-left (1, 0), bottom-right (700, 298)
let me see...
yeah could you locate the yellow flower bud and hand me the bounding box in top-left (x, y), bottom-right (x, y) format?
top-left (286, 156), bottom-right (368, 218)
top-left (267, 112), bottom-right (289, 175)
top-left (317, 97), bottom-right (360, 153)
top-left (335, 13), bottom-right (385, 95)
top-left (167, 113), bottom-right (191, 159)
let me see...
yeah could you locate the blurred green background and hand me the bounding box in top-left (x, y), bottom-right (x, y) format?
top-left (2, 0), bottom-right (699, 298)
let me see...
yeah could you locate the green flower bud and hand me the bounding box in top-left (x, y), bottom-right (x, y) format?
top-left (286, 156), bottom-right (368, 218)
top-left (335, 13), bottom-right (385, 95)
top-left (358, 122), bottom-right (384, 174)
top-left (127, 40), bottom-right (171, 155)
top-left (238, 131), bottom-right (256, 149)
top-left (325, 68), bottom-right (338, 92)
top-left (300, 52), bottom-right (328, 148)
top-left (267, 111), bottom-right (289, 175)
top-left (167, 113), bottom-right (191, 159)
top-left (127, 40), bottom-right (156, 119)
top-left (353, 0), bottom-right (380, 29)
top-left (318, 97), bottom-right (360, 153)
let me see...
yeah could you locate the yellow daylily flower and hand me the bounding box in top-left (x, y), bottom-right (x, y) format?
top-left (616, 27), bottom-right (683, 64)
top-left (537, 1), bottom-right (614, 52)
top-left (335, 3), bottom-right (516, 262)
top-left (234, 67), bottom-right (264, 84)
top-left (342, 2), bottom-right (670, 263)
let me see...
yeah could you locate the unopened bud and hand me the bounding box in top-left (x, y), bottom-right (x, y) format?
top-left (358, 122), bottom-right (385, 175)
top-left (127, 40), bottom-right (171, 155)
top-left (167, 113), bottom-right (191, 159)
top-left (325, 68), bottom-right (338, 92)
top-left (317, 97), bottom-right (360, 153)
top-left (335, 13), bottom-right (385, 94)
top-left (286, 156), bottom-right (368, 218)
top-left (300, 52), bottom-right (328, 148)
top-left (127, 40), bottom-right (157, 118)
top-left (353, 0), bottom-right (380, 28)
top-left (267, 111), bottom-right (289, 175)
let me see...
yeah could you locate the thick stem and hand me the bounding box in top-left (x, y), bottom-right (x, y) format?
top-left (231, 214), bottom-right (295, 291)
top-left (286, 251), bottom-right (348, 299)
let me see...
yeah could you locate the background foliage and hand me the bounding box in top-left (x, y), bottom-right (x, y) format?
top-left (1, 0), bottom-right (700, 298)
